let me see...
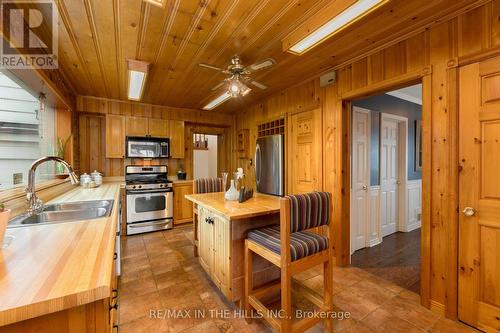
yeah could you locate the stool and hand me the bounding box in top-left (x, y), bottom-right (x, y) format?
top-left (244, 192), bottom-right (334, 333)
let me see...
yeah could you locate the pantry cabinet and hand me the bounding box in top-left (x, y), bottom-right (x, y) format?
top-left (169, 120), bottom-right (185, 158)
top-left (105, 114), bottom-right (126, 158)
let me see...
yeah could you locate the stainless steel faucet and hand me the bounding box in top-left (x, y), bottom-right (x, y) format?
top-left (26, 156), bottom-right (79, 215)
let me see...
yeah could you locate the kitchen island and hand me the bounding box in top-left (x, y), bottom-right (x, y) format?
top-left (185, 192), bottom-right (281, 302)
top-left (0, 182), bottom-right (122, 331)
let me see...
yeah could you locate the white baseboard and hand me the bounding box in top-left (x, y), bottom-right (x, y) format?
top-left (403, 179), bottom-right (422, 233)
top-left (368, 237), bottom-right (382, 247)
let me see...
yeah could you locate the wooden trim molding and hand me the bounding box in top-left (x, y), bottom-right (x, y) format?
top-left (340, 67), bottom-right (431, 100)
top-left (430, 300), bottom-right (446, 316)
top-left (420, 73), bottom-right (432, 309)
top-left (339, 68), bottom-right (433, 309)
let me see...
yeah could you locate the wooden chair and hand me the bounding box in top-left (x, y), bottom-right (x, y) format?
top-left (192, 178), bottom-right (223, 257)
top-left (244, 192), bottom-right (334, 333)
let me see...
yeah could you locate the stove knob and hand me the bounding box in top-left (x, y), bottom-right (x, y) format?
top-left (132, 185), bottom-right (136, 189)
top-left (161, 184), bottom-right (165, 188)
top-left (138, 185), bottom-right (142, 189)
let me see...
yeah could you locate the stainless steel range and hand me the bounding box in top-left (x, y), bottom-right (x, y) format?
top-left (125, 165), bottom-right (173, 235)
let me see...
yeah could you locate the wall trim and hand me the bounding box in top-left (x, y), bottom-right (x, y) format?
top-left (405, 179), bottom-right (422, 232)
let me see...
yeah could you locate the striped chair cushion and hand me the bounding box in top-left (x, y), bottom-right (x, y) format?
top-left (287, 192), bottom-right (331, 233)
top-left (248, 225), bottom-right (328, 261)
top-left (194, 178), bottom-right (223, 194)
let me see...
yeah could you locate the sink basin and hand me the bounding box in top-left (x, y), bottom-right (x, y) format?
top-left (8, 200), bottom-right (114, 227)
top-left (44, 200), bottom-right (113, 212)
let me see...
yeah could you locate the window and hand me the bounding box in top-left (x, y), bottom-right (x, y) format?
top-left (0, 70), bottom-right (56, 191)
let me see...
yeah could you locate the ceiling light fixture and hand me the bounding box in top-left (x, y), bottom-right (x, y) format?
top-left (284, 0), bottom-right (387, 55)
top-left (127, 59), bottom-right (150, 101)
top-left (227, 75), bottom-right (251, 98)
top-left (143, 0), bottom-right (167, 8)
top-left (203, 92), bottom-right (232, 110)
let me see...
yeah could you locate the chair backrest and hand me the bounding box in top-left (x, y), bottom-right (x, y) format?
top-left (286, 192), bottom-right (331, 233)
top-left (193, 178), bottom-right (223, 194)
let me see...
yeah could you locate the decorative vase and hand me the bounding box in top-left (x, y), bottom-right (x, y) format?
top-left (224, 180), bottom-right (239, 201)
top-left (0, 209), bottom-right (11, 246)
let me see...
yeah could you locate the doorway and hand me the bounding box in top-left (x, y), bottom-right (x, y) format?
top-left (193, 133), bottom-right (218, 179)
top-left (349, 84), bottom-right (422, 294)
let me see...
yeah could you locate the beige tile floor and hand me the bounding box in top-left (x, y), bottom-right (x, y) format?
top-left (119, 225), bottom-right (480, 333)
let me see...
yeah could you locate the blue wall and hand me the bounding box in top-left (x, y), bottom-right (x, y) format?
top-left (353, 94), bottom-right (422, 186)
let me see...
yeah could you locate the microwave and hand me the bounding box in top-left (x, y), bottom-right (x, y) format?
top-left (126, 136), bottom-right (170, 158)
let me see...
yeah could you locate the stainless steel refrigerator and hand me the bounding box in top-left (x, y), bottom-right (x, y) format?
top-left (255, 134), bottom-right (284, 196)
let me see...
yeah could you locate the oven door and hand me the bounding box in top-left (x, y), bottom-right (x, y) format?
top-left (126, 140), bottom-right (160, 158)
top-left (126, 189), bottom-right (173, 223)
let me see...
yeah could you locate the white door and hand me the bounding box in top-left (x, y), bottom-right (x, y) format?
top-left (351, 107), bottom-right (370, 252)
top-left (380, 116), bottom-right (399, 237)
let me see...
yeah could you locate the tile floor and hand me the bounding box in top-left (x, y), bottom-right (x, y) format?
top-left (119, 225), bottom-right (479, 333)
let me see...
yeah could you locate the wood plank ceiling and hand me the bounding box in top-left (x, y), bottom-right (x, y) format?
top-left (52, 0), bottom-right (482, 112)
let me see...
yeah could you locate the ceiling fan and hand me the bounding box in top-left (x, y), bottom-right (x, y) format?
top-left (199, 55), bottom-right (276, 98)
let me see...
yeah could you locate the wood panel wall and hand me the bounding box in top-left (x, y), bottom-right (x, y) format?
top-left (76, 96), bottom-right (235, 177)
top-left (234, 0), bottom-right (500, 319)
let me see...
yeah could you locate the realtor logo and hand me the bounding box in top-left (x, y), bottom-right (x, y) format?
top-left (1, 0), bottom-right (58, 69)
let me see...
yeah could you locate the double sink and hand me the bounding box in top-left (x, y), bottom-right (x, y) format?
top-left (9, 200), bottom-right (114, 227)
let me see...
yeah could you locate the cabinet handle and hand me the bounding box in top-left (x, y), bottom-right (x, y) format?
top-left (113, 252), bottom-right (118, 260)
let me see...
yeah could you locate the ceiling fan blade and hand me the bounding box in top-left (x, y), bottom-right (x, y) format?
top-left (210, 81), bottom-right (226, 91)
top-left (245, 58), bottom-right (276, 72)
top-left (250, 80), bottom-right (268, 90)
top-left (199, 63), bottom-right (225, 72)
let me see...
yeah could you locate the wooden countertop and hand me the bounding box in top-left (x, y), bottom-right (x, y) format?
top-left (185, 192), bottom-right (281, 220)
top-left (172, 179), bottom-right (193, 186)
top-left (0, 182), bottom-right (123, 326)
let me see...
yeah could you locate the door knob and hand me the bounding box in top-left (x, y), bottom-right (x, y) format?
top-left (396, 180), bottom-right (401, 185)
top-left (462, 207), bottom-right (476, 217)
top-left (362, 185), bottom-right (367, 191)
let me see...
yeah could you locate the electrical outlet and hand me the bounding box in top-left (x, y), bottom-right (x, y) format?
top-left (13, 173), bottom-right (23, 185)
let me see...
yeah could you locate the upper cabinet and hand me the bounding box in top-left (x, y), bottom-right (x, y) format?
top-left (105, 115), bottom-right (126, 158)
top-left (288, 107), bottom-right (323, 194)
top-left (126, 117), bottom-right (169, 138)
top-left (126, 116), bottom-right (148, 136)
top-left (169, 120), bottom-right (185, 158)
top-left (149, 119), bottom-right (169, 138)
top-left (106, 115), bottom-right (183, 159)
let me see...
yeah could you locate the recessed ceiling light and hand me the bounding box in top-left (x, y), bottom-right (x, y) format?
top-left (203, 92), bottom-right (232, 110)
top-left (127, 59), bottom-right (150, 101)
top-left (285, 0), bottom-right (387, 55)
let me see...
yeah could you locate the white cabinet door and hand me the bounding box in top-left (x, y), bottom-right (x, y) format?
top-left (213, 215), bottom-right (230, 295)
top-left (198, 208), bottom-right (214, 275)
top-left (351, 107), bottom-right (371, 252)
top-left (380, 116), bottom-right (399, 237)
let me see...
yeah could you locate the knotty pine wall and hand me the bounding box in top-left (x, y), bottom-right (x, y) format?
top-left (234, 1), bottom-right (500, 319)
top-left (76, 96), bottom-right (235, 178)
